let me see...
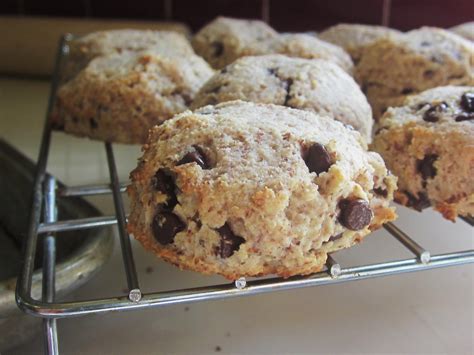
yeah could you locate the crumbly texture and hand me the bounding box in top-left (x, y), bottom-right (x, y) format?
top-left (371, 86), bottom-right (474, 221)
top-left (268, 33), bottom-right (353, 73)
top-left (356, 27), bottom-right (474, 119)
top-left (191, 55), bottom-right (372, 140)
top-left (450, 22), bottom-right (474, 42)
top-left (191, 17), bottom-right (278, 69)
top-left (128, 101), bottom-right (397, 280)
top-left (192, 17), bottom-right (353, 72)
top-left (63, 30), bottom-right (195, 81)
top-left (318, 23), bottom-right (402, 62)
top-left (52, 50), bottom-right (214, 144)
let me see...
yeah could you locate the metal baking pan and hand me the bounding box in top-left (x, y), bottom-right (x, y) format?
top-left (0, 139), bottom-right (114, 351)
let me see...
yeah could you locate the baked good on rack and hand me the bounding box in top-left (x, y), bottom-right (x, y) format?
top-left (318, 23), bottom-right (402, 63)
top-left (268, 33), bottom-right (353, 73)
top-left (191, 17), bottom-right (279, 69)
top-left (52, 50), bottom-right (214, 144)
top-left (449, 22), bottom-right (474, 42)
top-left (63, 29), bottom-right (195, 81)
top-left (192, 17), bottom-right (353, 72)
top-left (371, 86), bottom-right (474, 221)
top-left (191, 55), bottom-right (372, 140)
top-left (127, 100), bottom-right (397, 280)
top-left (355, 27), bottom-right (474, 119)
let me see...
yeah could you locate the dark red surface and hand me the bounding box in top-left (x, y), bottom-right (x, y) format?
top-left (1, 0), bottom-right (472, 32)
top-left (172, 0), bottom-right (263, 31)
top-left (89, 0), bottom-right (166, 20)
top-left (269, 0), bottom-right (385, 31)
top-left (389, 0), bottom-right (474, 30)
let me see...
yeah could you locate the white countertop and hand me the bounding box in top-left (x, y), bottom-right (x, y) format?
top-left (1, 77), bottom-right (473, 355)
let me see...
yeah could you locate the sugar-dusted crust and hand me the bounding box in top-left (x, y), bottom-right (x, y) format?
top-left (318, 23), bottom-right (401, 62)
top-left (356, 27), bottom-right (474, 119)
top-left (128, 101), bottom-right (397, 279)
top-left (192, 17), bottom-right (353, 73)
top-left (52, 50), bottom-right (214, 144)
top-left (191, 55), bottom-right (372, 140)
top-left (371, 86), bottom-right (474, 221)
top-left (63, 29), bottom-right (195, 81)
top-left (450, 22), bottom-right (474, 42)
top-left (191, 17), bottom-right (278, 69)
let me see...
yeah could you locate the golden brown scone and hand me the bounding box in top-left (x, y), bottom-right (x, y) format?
top-left (128, 101), bottom-right (397, 280)
top-left (63, 29), bottom-right (195, 81)
top-left (53, 50), bottom-right (214, 144)
top-left (192, 17), bottom-right (353, 72)
top-left (191, 17), bottom-right (278, 69)
top-left (371, 86), bottom-right (474, 221)
top-left (318, 23), bottom-right (402, 62)
top-left (191, 55), bottom-right (371, 140)
top-left (356, 27), bottom-right (474, 119)
top-left (450, 22), bottom-right (474, 42)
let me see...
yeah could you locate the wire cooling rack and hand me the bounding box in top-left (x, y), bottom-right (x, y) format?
top-left (16, 35), bottom-right (474, 355)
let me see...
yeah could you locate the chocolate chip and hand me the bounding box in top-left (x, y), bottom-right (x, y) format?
top-left (423, 70), bottom-right (435, 79)
top-left (373, 187), bottom-right (388, 198)
top-left (460, 92), bottom-right (474, 112)
top-left (328, 233), bottom-right (343, 242)
top-left (422, 102), bottom-right (447, 122)
top-left (268, 67), bottom-right (277, 76)
top-left (89, 117), bottom-right (98, 129)
top-left (151, 211), bottom-right (185, 245)
top-left (421, 41), bottom-right (431, 47)
top-left (211, 41), bottom-right (224, 57)
top-left (177, 146), bottom-right (209, 169)
top-left (455, 113), bottom-right (474, 122)
top-left (303, 143), bottom-right (332, 175)
top-left (283, 78), bottom-right (294, 106)
top-left (338, 199), bottom-right (373, 231)
top-left (401, 88), bottom-right (414, 95)
top-left (403, 191), bottom-right (430, 211)
top-left (417, 154), bottom-right (438, 180)
top-left (152, 169), bottom-right (178, 209)
top-left (217, 223), bottom-right (245, 258)
top-left (415, 102), bottom-right (428, 111)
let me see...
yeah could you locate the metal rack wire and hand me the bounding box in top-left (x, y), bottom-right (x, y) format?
top-left (15, 35), bottom-right (474, 355)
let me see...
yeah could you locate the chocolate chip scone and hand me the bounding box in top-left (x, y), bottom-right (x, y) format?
top-left (356, 27), bottom-right (474, 119)
top-left (191, 17), bottom-right (278, 69)
top-left (128, 100), bottom-right (397, 280)
top-left (192, 17), bottom-right (353, 72)
top-left (191, 55), bottom-right (372, 140)
top-left (450, 22), bottom-right (474, 42)
top-left (63, 30), bottom-right (195, 81)
top-left (318, 23), bottom-right (402, 62)
top-left (53, 50), bottom-right (214, 144)
top-left (371, 86), bottom-right (474, 221)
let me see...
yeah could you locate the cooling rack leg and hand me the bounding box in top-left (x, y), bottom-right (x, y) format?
top-left (384, 223), bottom-right (430, 264)
top-left (105, 143), bottom-right (141, 301)
top-left (42, 175), bottom-right (59, 354)
top-left (326, 255), bottom-right (341, 277)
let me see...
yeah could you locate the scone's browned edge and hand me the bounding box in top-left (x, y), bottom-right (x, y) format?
top-left (127, 101), bottom-right (397, 280)
top-left (371, 86), bottom-right (474, 221)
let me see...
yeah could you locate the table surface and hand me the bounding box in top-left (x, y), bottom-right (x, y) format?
top-left (1, 77), bottom-right (473, 355)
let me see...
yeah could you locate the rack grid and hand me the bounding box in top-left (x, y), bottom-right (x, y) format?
top-left (15, 35), bottom-right (474, 355)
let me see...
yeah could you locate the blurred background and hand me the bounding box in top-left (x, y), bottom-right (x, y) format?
top-left (1, 0), bottom-right (473, 31)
